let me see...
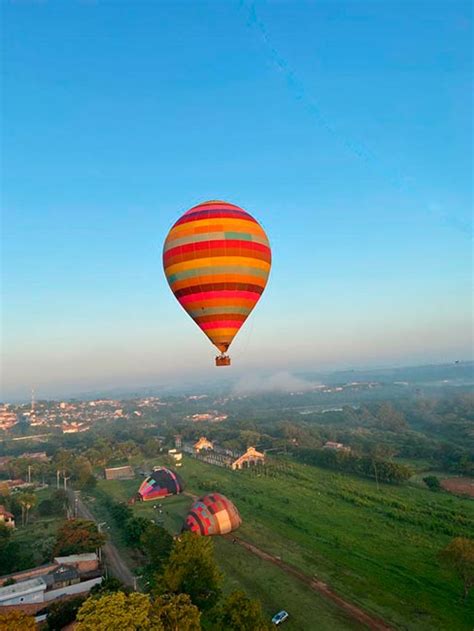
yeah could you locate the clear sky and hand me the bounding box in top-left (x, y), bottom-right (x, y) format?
top-left (2, 1), bottom-right (472, 400)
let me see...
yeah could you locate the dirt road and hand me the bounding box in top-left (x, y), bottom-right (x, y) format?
top-left (184, 492), bottom-right (391, 629)
top-left (70, 491), bottom-right (135, 588)
top-left (225, 534), bottom-right (393, 631)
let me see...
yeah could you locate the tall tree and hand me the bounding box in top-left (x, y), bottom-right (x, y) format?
top-left (17, 492), bottom-right (37, 526)
top-left (150, 594), bottom-right (201, 631)
top-left (140, 523), bottom-right (173, 571)
top-left (76, 591), bottom-right (153, 631)
top-left (440, 538), bottom-right (474, 602)
top-left (54, 518), bottom-right (106, 556)
top-left (162, 533), bottom-right (222, 610)
top-left (0, 610), bottom-right (36, 630)
top-left (217, 590), bottom-right (270, 630)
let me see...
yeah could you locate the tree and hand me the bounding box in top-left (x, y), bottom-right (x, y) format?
top-left (124, 516), bottom-right (149, 547)
top-left (162, 532), bottom-right (222, 610)
top-left (150, 593), bottom-right (201, 631)
top-left (17, 491), bottom-right (37, 526)
top-left (47, 595), bottom-right (86, 630)
top-left (76, 591), bottom-right (153, 630)
top-left (216, 590), bottom-right (270, 630)
top-left (140, 523), bottom-right (173, 571)
top-left (51, 489), bottom-right (69, 516)
top-left (38, 498), bottom-right (55, 516)
top-left (54, 519), bottom-right (106, 556)
top-left (440, 538), bottom-right (474, 601)
top-left (423, 475), bottom-right (441, 491)
top-left (90, 576), bottom-right (125, 597)
top-left (0, 610), bottom-right (36, 630)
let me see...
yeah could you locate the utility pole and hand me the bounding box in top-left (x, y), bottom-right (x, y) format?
top-left (97, 522), bottom-right (107, 565)
top-left (63, 472), bottom-right (70, 491)
top-left (28, 465), bottom-right (32, 484)
top-left (56, 470), bottom-right (60, 489)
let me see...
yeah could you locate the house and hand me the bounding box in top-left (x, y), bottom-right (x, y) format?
top-left (54, 553), bottom-right (99, 574)
top-left (104, 466), bottom-right (134, 480)
top-left (20, 452), bottom-right (50, 462)
top-left (323, 441), bottom-right (351, 452)
top-left (62, 422), bottom-right (89, 434)
top-left (168, 449), bottom-right (183, 467)
top-left (231, 446), bottom-right (265, 470)
top-left (0, 578), bottom-right (46, 606)
top-left (0, 505), bottom-right (15, 528)
top-left (43, 565), bottom-right (80, 590)
top-left (187, 439), bottom-right (266, 471)
top-left (0, 409), bottom-right (18, 431)
top-left (193, 437), bottom-right (214, 452)
top-left (0, 457), bottom-right (11, 470)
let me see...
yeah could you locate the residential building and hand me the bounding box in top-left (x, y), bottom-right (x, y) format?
top-left (0, 505), bottom-right (15, 528)
top-left (104, 465), bottom-right (134, 480)
top-left (323, 441), bottom-right (351, 452)
top-left (0, 578), bottom-right (46, 606)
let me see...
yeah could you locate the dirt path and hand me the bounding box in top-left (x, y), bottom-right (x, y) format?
top-left (226, 534), bottom-right (393, 631)
top-left (70, 491), bottom-right (135, 588)
top-left (184, 492), bottom-right (391, 629)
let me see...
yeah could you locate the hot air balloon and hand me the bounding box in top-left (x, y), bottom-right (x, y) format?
top-left (137, 467), bottom-right (184, 501)
top-left (183, 493), bottom-right (241, 536)
top-left (163, 200), bottom-right (271, 366)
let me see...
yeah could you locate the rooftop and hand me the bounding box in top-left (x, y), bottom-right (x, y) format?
top-left (0, 577), bottom-right (46, 601)
top-left (54, 553), bottom-right (98, 564)
top-left (0, 505), bottom-right (14, 518)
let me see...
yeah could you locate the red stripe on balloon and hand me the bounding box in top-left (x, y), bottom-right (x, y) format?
top-left (178, 290), bottom-right (261, 305)
top-left (200, 321), bottom-right (243, 331)
top-left (163, 239), bottom-right (270, 265)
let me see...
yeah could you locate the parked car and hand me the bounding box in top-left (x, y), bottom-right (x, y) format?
top-left (272, 610), bottom-right (289, 625)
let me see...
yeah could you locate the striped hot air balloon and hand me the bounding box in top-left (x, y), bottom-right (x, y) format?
top-left (183, 493), bottom-right (241, 536)
top-left (163, 200), bottom-right (271, 365)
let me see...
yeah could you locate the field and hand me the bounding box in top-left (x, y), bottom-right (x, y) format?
top-left (88, 478), bottom-right (361, 630)
top-left (441, 478), bottom-right (474, 498)
top-left (91, 457), bottom-right (474, 630)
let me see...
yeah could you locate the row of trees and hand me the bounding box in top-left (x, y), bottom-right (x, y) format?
top-left (71, 531), bottom-right (270, 630)
top-left (297, 447), bottom-right (413, 484)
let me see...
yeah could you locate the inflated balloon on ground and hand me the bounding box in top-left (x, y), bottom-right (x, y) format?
top-left (138, 467), bottom-right (184, 501)
top-left (183, 493), bottom-right (241, 535)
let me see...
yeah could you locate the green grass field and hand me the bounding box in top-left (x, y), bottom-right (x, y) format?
top-left (92, 457), bottom-right (474, 630)
top-left (90, 478), bottom-right (363, 630)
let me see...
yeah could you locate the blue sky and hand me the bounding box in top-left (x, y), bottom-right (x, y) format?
top-left (2, 1), bottom-right (472, 399)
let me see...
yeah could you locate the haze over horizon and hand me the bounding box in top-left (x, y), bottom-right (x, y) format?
top-left (2, 1), bottom-right (472, 401)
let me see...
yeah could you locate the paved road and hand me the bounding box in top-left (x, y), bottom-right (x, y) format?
top-left (69, 491), bottom-right (135, 588)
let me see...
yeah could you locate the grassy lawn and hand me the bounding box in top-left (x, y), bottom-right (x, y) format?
top-left (89, 459), bottom-right (474, 630)
top-left (213, 537), bottom-right (365, 631)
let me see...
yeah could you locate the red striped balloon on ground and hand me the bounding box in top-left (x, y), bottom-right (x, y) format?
top-left (163, 200), bottom-right (272, 365)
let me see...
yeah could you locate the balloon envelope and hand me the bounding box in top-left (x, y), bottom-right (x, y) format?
top-left (183, 493), bottom-right (241, 536)
top-left (138, 467), bottom-right (184, 501)
top-left (163, 200), bottom-right (271, 354)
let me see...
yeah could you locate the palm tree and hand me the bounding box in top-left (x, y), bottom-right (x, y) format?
top-left (18, 492), bottom-right (37, 526)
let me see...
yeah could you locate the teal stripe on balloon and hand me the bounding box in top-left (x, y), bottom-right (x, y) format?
top-left (187, 305), bottom-right (252, 317)
top-left (167, 265), bottom-right (268, 284)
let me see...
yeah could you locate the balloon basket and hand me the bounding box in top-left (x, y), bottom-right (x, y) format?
top-left (216, 355), bottom-right (231, 367)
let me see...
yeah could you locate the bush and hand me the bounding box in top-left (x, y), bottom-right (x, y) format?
top-left (47, 596), bottom-right (86, 630)
top-left (423, 476), bottom-right (441, 491)
top-left (38, 499), bottom-right (55, 516)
